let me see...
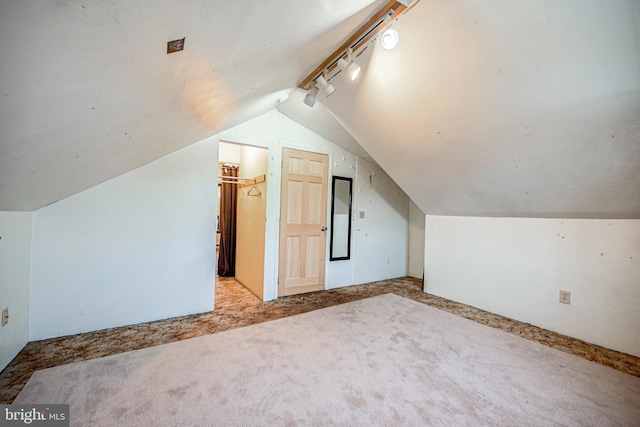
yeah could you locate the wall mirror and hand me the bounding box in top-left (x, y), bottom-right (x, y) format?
top-left (330, 176), bottom-right (353, 261)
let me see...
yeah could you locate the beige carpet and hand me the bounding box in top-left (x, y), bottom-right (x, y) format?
top-left (14, 294), bottom-right (640, 426)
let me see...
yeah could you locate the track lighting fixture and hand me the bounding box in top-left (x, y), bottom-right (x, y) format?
top-left (297, 0), bottom-right (420, 106)
top-left (303, 86), bottom-right (319, 107)
top-left (380, 14), bottom-right (399, 50)
top-left (316, 74), bottom-right (335, 97)
top-left (337, 48), bottom-right (362, 81)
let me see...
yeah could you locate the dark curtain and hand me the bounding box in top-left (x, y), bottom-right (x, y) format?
top-left (218, 165), bottom-right (238, 277)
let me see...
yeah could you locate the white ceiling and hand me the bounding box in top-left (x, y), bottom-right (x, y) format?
top-left (1, 0), bottom-right (639, 218)
top-left (277, 89), bottom-right (374, 163)
top-left (0, 0), bottom-right (384, 211)
top-left (302, 0), bottom-right (640, 218)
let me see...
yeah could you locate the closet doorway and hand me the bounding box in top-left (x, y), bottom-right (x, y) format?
top-left (217, 141), bottom-right (268, 303)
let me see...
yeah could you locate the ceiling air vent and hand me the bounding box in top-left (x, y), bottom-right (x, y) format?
top-left (167, 38), bottom-right (185, 54)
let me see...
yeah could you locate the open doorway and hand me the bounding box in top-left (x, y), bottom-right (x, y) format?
top-left (216, 141), bottom-right (268, 306)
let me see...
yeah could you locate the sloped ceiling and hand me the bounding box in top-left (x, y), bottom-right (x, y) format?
top-left (277, 89), bottom-right (374, 163)
top-left (2, 0), bottom-right (639, 219)
top-left (301, 0), bottom-right (640, 218)
top-left (0, 0), bottom-right (384, 211)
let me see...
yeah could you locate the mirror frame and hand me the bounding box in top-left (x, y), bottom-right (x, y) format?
top-left (329, 176), bottom-right (353, 261)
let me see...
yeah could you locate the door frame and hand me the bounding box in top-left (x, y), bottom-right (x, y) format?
top-left (215, 140), bottom-right (271, 306)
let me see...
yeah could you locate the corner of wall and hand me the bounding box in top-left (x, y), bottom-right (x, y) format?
top-left (353, 159), bottom-right (410, 284)
top-left (408, 200), bottom-right (426, 279)
top-left (0, 211), bottom-right (33, 371)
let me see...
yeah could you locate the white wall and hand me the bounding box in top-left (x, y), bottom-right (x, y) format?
top-left (325, 153), bottom-right (359, 290)
top-left (26, 109), bottom-right (408, 340)
top-left (0, 212), bottom-right (32, 370)
top-left (217, 110), bottom-right (409, 298)
top-left (353, 159), bottom-right (409, 285)
top-left (30, 139), bottom-right (218, 340)
top-left (425, 215), bottom-right (640, 357)
top-left (218, 143), bottom-right (242, 165)
top-left (408, 201), bottom-right (425, 279)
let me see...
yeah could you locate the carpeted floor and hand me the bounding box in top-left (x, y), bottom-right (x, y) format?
top-left (1, 276), bottom-right (639, 404)
top-left (15, 294), bottom-right (640, 426)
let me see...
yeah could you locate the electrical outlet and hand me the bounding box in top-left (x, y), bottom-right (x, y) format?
top-left (559, 290), bottom-right (571, 305)
top-left (2, 308), bottom-right (8, 326)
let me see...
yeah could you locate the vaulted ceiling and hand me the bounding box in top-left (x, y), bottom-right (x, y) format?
top-left (304, 0), bottom-right (640, 218)
top-left (1, 0), bottom-right (639, 218)
top-left (0, 0), bottom-right (384, 210)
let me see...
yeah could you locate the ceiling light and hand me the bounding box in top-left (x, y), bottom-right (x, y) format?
top-left (380, 28), bottom-right (399, 49)
top-left (347, 62), bottom-right (361, 80)
top-left (317, 74), bottom-right (335, 97)
top-left (297, 0), bottom-right (419, 90)
top-left (337, 48), bottom-right (362, 81)
top-left (338, 58), bottom-right (362, 81)
top-left (303, 86), bottom-right (318, 107)
top-left (380, 13), bottom-right (399, 50)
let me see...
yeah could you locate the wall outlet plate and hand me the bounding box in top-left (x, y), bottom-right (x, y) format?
top-left (559, 290), bottom-right (571, 304)
top-left (2, 307), bottom-right (8, 326)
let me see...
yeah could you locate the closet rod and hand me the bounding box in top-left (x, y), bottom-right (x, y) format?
top-left (219, 180), bottom-right (254, 185)
top-left (217, 176), bottom-right (257, 181)
top-left (218, 174), bottom-right (266, 187)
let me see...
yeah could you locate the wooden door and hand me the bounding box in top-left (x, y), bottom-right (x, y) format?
top-left (279, 148), bottom-right (329, 296)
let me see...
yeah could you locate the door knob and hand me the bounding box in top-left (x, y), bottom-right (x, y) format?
top-left (321, 226), bottom-right (327, 231)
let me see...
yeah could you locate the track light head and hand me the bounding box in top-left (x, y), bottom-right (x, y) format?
top-left (380, 28), bottom-right (399, 49)
top-left (338, 56), bottom-right (361, 81)
top-left (303, 86), bottom-right (318, 107)
top-left (380, 13), bottom-right (399, 50)
top-left (347, 61), bottom-right (361, 80)
top-left (317, 74), bottom-right (335, 97)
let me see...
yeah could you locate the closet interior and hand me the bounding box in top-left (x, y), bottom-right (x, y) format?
top-left (216, 141), bottom-right (268, 302)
